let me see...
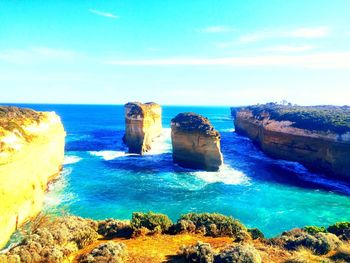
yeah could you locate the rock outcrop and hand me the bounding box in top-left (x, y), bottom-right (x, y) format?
top-left (171, 113), bottom-right (223, 171)
top-left (232, 103), bottom-right (350, 178)
top-left (123, 102), bottom-right (162, 154)
top-left (0, 106), bottom-right (66, 248)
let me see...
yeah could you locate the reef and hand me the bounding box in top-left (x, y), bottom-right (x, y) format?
top-left (0, 106), bottom-right (66, 248)
top-left (2, 212), bottom-right (350, 262)
top-left (123, 102), bottom-right (162, 154)
top-left (232, 103), bottom-right (350, 178)
top-left (171, 113), bottom-right (223, 171)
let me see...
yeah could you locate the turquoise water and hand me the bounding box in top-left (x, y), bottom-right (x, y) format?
top-left (15, 104), bottom-right (350, 237)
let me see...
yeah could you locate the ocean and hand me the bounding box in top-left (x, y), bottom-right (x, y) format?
top-left (13, 104), bottom-right (350, 237)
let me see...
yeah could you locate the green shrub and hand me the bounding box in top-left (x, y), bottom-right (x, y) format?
top-left (217, 244), bottom-right (262, 263)
top-left (131, 212), bottom-right (173, 234)
top-left (248, 228), bottom-right (264, 240)
top-left (98, 219), bottom-right (133, 238)
top-left (179, 213), bottom-right (248, 241)
top-left (179, 242), bottom-right (214, 263)
top-left (327, 222), bottom-right (350, 236)
top-left (303, 226), bottom-right (326, 235)
top-left (78, 241), bottom-right (128, 263)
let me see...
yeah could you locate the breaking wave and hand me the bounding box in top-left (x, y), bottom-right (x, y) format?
top-left (89, 150), bottom-right (137, 160)
top-left (63, 155), bottom-right (82, 165)
top-left (146, 128), bottom-right (172, 155)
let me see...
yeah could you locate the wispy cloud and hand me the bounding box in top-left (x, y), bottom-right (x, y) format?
top-left (200, 26), bottom-right (236, 33)
top-left (263, 45), bottom-right (314, 52)
top-left (105, 52), bottom-right (350, 69)
top-left (89, 9), bottom-right (119, 19)
top-left (0, 47), bottom-right (79, 64)
top-left (239, 27), bottom-right (330, 43)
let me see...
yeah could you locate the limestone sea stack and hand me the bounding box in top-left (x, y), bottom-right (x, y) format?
top-left (0, 106), bottom-right (66, 248)
top-left (232, 103), bottom-right (350, 178)
top-left (171, 113), bottom-right (223, 171)
top-left (124, 102), bottom-right (162, 154)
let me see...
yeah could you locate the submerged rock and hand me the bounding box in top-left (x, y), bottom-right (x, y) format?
top-left (232, 103), bottom-right (350, 178)
top-left (123, 102), bottom-right (162, 154)
top-left (171, 113), bottom-right (223, 171)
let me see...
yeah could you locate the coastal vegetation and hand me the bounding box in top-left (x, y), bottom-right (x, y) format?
top-left (1, 212), bottom-right (350, 262)
top-left (238, 103), bottom-right (350, 134)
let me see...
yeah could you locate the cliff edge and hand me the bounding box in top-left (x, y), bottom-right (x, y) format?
top-left (232, 103), bottom-right (350, 178)
top-left (0, 106), bottom-right (66, 248)
top-left (123, 102), bottom-right (162, 154)
top-left (171, 113), bottom-right (223, 171)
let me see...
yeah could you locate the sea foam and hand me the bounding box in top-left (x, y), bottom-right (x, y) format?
top-left (190, 164), bottom-right (249, 185)
top-left (146, 128), bottom-right (172, 155)
top-left (63, 155), bottom-right (82, 165)
top-left (89, 150), bottom-right (136, 160)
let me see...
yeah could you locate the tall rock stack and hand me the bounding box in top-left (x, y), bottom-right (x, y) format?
top-left (171, 112), bottom-right (223, 171)
top-left (0, 106), bottom-right (66, 248)
top-left (124, 102), bottom-right (162, 154)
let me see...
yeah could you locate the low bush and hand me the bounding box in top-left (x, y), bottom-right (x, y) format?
top-left (303, 226), bottom-right (326, 235)
top-left (78, 241), bottom-right (127, 263)
top-left (179, 213), bottom-right (248, 241)
top-left (327, 222), bottom-right (350, 238)
top-left (217, 244), bottom-right (261, 263)
top-left (179, 242), bottom-right (215, 263)
top-left (131, 212), bottom-right (173, 234)
top-left (247, 228), bottom-right (264, 240)
top-left (98, 219), bottom-right (133, 238)
top-left (276, 228), bottom-right (342, 255)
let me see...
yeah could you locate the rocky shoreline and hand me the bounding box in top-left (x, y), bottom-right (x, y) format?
top-left (232, 103), bottom-right (350, 179)
top-left (0, 106), bottom-right (66, 249)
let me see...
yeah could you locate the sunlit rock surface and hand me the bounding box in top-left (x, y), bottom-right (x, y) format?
top-left (123, 102), bottom-right (162, 154)
top-left (171, 112), bottom-right (223, 171)
top-left (0, 106), bottom-right (66, 248)
top-left (232, 103), bottom-right (350, 178)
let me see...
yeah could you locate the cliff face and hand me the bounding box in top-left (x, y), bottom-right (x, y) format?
top-left (232, 105), bottom-right (350, 178)
top-left (124, 102), bottom-right (162, 154)
top-left (171, 113), bottom-right (223, 171)
top-left (0, 106), bottom-right (66, 248)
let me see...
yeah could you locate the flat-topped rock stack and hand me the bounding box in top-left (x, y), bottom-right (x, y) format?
top-left (171, 112), bottom-right (223, 171)
top-left (0, 106), bottom-right (66, 248)
top-left (124, 102), bottom-right (162, 154)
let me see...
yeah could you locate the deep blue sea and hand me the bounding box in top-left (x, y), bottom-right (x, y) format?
top-left (12, 104), bottom-right (350, 237)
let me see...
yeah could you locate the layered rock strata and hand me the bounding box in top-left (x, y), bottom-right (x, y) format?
top-left (232, 104), bottom-right (350, 178)
top-left (0, 106), bottom-right (66, 248)
top-left (123, 102), bottom-right (162, 154)
top-left (171, 113), bottom-right (223, 171)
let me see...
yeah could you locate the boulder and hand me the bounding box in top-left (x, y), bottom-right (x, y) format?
top-left (171, 113), bottom-right (223, 171)
top-left (123, 102), bottom-right (162, 154)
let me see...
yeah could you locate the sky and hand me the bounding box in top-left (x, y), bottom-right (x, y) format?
top-left (0, 0), bottom-right (350, 106)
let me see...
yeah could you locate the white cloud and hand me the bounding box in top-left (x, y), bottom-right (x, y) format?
top-left (218, 26), bottom-right (330, 46)
top-left (200, 26), bottom-right (236, 33)
top-left (0, 47), bottom-right (79, 64)
top-left (263, 45), bottom-right (314, 52)
top-left (105, 52), bottom-right (350, 69)
top-left (89, 9), bottom-right (119, 19)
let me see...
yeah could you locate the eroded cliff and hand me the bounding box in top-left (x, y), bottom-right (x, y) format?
top-left (123, 102), bottom-right (162, 154)
top-left (0, 106), bottom-right (66, 248)
top-left (232, 104), bottom-right (350, 178)
top-left (171, 113), bottom-right (223, 171)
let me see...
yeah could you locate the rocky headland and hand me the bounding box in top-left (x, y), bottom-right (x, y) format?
top-left (2, 211), bottom-right (350, 263)
top-left (232, 103), bottom-right (350, 178)
top-left (171, 113), bottom-right (223, 171)
top-left (123, 102), bottom-right (162, 154)
top-left (0, 106), bottom-right (66, 248)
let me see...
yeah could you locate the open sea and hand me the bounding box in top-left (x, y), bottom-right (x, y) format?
top-left (11, 104), bottom-right (350, 237)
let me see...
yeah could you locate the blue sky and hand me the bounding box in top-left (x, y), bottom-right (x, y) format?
top-left (0, 0), bottom-right (349, 105)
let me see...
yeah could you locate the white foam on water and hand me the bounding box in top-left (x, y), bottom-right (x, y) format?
top-left (190, 164), bottom-right (250, 185)
top-left (146, 128), bottom-right (172, 155)
top-left (89, 150), bottom-right (137, 160)
top-left (63, 155), bottom-right (82, 165)
top-left (221, 128), bottom-right (235, 132)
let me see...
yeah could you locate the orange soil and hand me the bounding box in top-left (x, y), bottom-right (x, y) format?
top-left (71, 234), bottom-right (291, 263)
